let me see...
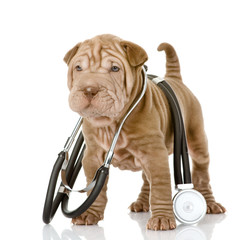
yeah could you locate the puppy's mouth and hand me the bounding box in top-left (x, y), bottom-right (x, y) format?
top-left (69, 88), bottom-right (125, 120)
top-left (79, 105), bottom-right (113, 119)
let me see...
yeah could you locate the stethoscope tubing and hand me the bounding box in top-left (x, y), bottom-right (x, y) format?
top-left (160, 80), bottom-right (191, 184)
top-left (61, 132), bottom-right (109, 219)
top-left (42, 151), bottom-right (66, 224)
top-left (156, 82), bottom-right (183, 185)
top-left (61, 165), bottom-right (109, 218)
top-left (149, 76), bottom-right (192, 185)
top-left (43, 133), bottom-right (85, 224)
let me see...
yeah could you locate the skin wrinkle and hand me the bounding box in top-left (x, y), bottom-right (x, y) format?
top-left (104, 48), bottom-right (132, 97)
top-left (64, 34), bottom-right (225, 230)
top-left (93, 42), bottom-right (102, 68)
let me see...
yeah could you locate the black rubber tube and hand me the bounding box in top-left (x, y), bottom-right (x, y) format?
top-left (65, 133), bottom-right (84, 181)
top-left (150, 77), bottom-right (192, 185)
top-left (42, 151), bottom-right (66, 224)
top-left (42, 133), bottom-right (84, 224)
top-left (68, 146), bottom-right (85, 188)
top-left (61, 165), bottom-right (109, 218)
top-left (181, 130), bottom-right (192, 183)
top-left (157, 82), bottom-right (183, 185)
top-left (148, 75), bottom-right (184, 185)
top-left (160, 81), bottom-right (192, 184)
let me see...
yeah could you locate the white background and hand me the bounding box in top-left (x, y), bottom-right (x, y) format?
top-left (1, 0), bottom-right (250, 239)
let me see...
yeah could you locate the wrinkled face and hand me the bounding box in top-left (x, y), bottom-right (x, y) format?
top-left (65, 35), bottom-right (148, 126)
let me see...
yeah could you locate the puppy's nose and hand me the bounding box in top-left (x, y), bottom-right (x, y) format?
top-left (83, 86), bottom-right (99, 99)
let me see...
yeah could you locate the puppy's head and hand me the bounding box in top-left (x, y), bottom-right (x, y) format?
top-left (64, 34), bottom-right (148, 127)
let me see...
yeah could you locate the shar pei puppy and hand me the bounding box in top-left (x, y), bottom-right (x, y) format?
top-left (64, 34), bottom-right (225, 230)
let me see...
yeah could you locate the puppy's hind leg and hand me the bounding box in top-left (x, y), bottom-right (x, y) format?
top-left (187, 103), bottom-right (226, 214)
top-left (129, 171), bottom-right (150, 212)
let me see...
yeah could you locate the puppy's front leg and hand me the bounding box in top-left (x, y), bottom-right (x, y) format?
top-left (139, 144), bottom-right (176, 231)
top-left (72, 148), bottom-right (108, 225)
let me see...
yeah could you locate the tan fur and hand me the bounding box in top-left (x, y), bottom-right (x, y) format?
top-left (64, 34), bottom-right (226, 230)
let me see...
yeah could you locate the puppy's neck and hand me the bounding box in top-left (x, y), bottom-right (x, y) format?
top-left (85, 116), bottom-right (115, 128)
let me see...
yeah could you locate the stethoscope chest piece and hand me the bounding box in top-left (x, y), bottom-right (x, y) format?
top-left (173, 185), bottom-right (207, 225)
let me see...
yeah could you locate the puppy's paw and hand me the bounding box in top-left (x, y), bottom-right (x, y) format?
top-left (207, 202), bottom-right (226, 214)
top-left (72, 211), bottom-right (103, 225)
top-left (147, 215), bottom-right (176, 231)
top-left (129, 200), bottom-right (149, 212)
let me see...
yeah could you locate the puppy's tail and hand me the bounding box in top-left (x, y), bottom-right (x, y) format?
top-left (158, 43), bottom-right (182, 82)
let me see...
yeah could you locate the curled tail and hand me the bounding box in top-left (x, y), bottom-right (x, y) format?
top-left (158, 43), bottom-right (182, 81)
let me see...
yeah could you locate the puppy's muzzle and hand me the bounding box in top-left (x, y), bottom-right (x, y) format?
top-left (83, 86), bottom-right (99, 100)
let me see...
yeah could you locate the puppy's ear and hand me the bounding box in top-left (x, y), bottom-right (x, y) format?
top-left (63, 42), bottom-right (81, 65)
top-left (120, 41), bottom-right (148, 67)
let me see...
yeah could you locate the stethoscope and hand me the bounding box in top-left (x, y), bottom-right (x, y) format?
top-left (43, 66), bottom-right (207, 225)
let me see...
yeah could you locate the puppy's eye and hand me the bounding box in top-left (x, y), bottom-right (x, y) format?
top-left (111, 66), bottom-right (120, 72)
top-left (76, 65), bottom-right (82, 71)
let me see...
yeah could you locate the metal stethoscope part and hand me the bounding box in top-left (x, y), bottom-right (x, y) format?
top-left (173, 187), bottom-right (207, 225)
top-left (43, 66), bottom-right (207, 225)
